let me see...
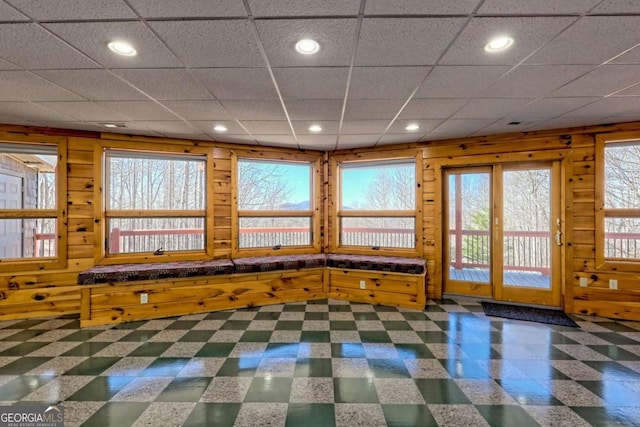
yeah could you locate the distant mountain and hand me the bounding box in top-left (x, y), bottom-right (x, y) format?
top-left (278, 200), bottom-right (310, 210)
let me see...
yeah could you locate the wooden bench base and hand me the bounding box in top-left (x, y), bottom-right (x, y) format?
top-left (327, 268), bottom-right (426, 311)
top-left (80, 268), bottom-right (326, 327)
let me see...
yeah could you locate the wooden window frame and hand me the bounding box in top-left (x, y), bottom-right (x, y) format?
top-left (596, 131), bottom-right (640, 271)
top-left (95, 141), bottom-right (214, 264)
top-left (0, 134), bottom-right (67, 273)
top-left (232, 150), bottom-right (322, 257)
top-left (330, 151), bottom-right (423, 257)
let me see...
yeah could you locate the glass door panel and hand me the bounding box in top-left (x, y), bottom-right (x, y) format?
top-left (444, 168), bottom-right (492, 297)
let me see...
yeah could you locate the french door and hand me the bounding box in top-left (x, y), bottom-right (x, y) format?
top-left (443, 162), bottom-right (562, 307)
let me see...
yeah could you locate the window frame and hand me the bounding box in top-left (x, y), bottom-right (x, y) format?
top-left (595, 131), bottom-right (640, 270)
top-left (331, 151), bottom-right (423, 257)
top-left (232, 150), bottom-right (322, 257)
top-left (96, 141), bottom-right (213, 264)
top-left (0, 134), bottom-right (67, 273)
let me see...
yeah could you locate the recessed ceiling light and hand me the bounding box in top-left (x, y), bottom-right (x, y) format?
top-left (309, 124), bottom-right (322, 132)
top-left (295, 39), bottom-right (320, 55)
top-left (484, 36), bottom-right (514, 53)
top-left (108, 41), bottom-right (137, 56)
top-left (405, 123), bottom-right (420, 131)
top-left (101, 123), bottom-right (126, 128)
top-left (213, 125), bottom-right (228, 132)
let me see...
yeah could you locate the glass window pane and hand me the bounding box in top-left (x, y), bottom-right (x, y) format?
top-left (605, 217), bottom-right (640, 260)
top-left (605, 141), bottom-right (640, 209)
top-left (106, 152), bottom-right (205, 210)
top-left (0, 218), bottom-right (56, 259)
top-left (340, 217), bottom-right (415, 249)
top-left (107, 218), bottom-right (204, 254)
top-left (0, 145), bottom-right (57, 210)
top-left (238, 160), bottom-right (311, 211)
top-left (341, 161), bottom-right (415, 211)
top-left (239, 217), bottom-right (311, 248)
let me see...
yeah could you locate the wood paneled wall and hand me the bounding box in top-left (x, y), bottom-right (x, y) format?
top-left (3, 120), bottom-right (640, 321)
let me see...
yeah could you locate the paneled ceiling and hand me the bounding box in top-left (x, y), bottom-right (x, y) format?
top-left (1, 0), bottom-right (640, 150)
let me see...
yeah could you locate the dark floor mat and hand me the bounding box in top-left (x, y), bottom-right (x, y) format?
top-left (482, 301), bottom-right (579, 327)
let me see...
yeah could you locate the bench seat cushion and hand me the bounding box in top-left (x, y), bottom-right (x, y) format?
top-left (326, 254), bottom-right (426, 274)
top-left (232, 254), bottom-right (326, 273)
top-left (78, 259), bottom-right (235, 285)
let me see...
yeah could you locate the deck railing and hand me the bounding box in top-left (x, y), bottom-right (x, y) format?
top-left (33, 228), bottom-right (640, 261)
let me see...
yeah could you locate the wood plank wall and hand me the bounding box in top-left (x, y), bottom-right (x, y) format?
top-left (2, 121), bottom-right (640, 321)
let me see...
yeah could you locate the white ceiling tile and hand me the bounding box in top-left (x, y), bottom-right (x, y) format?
top-left (0, 71), bottom-right (84, 101)
top-left (36, 121), bottom-right (104, 132)
top-left (616, 82), bottom-right (640, 96)
top-left (473, 120), bottom-right (541, 136)
top-left (336, 135), bottom-right (379, 150)
top-left (134, 120), bottom-right (203, 135)
top-left (127, 0), bottom-right (246, 18)
top-left (150, 20), bottom-right (264, 67)
top-left (192, 121), bottom-right (248, 134)
top-left (36, 101), bottom-right (128, 121)
top-left (273, 67), bottom-right (349, 100)
top-left (292, 120), bottom-right (339, 135)
top-left (256, 19), bottom-right (358, 67)
top-left (420, 133), bottom-right (461, 142)
top-left (6, 0), bottom-right (136, 20)
top-left (388, 119), bottom-right (442, 133)
top-left (114, 69), bottom-right (212, 100)
top-left (344, 99), bottom-right (406, 120)
top-left (508, 97), bottom-right (600, 118)
top-left (440, 17), bottom-right (575, 65)
top-left (252, 135), bottom-right (297, 147)
top-left (377, 134), bottom-right (423, 145)
top-left (481, 65), bottom-right (595, 98)
top-left (610, 45), bottom-right (640, 64)
top-left (433, 118), bottom-right (498, 135)
top-left (591, 0), bottom-right (640, 13)
top-left (478, 0), bottom-right (601, 15)
top-left (45, 22), bottom-right (182, 68)
top-left (365, 0), bottom-right (481, 15)
top-left (399, 98), bottom-right (469, 119)
top-left (0, 115), bottom-right (37, 126)
top-left (285, 100), bottom-right (343, 120)
top-left (191, 68), bottom-right (278, 100)
top-left (248, 0), bottom-right (361, 16)
top-left (159, 100), bottom-right (231, 121)
top-left (526, 17), bottom-right (640, 65)
top-left (451, 98), bottom-right (534, 119)
top-left (340, 120), bottom-right (389, 135)
top-left (34, 70), bottom-right (147, 101)
top-left (165, 133), bottom-right (213, 142)
top-left (99, 123), bottom-right (162, 136)
top-left (240, 121), bottom-right (293, 135)
top-left (220, 100), bottom-right (287, 120)
top-left (297, 134), bottom-right (338, 146)
top-left (552, 65), bottom-right (640, 97)
top-left (349, 67), bottom-right (430, 99)
top-left (526, 117), bottom-right (610, 131)
top-left (561, 97), bottom-right (640, 118)
top-left (356, 18), bottom-right (466, 66)
top-left (0, 58), bottom-right (19, 70)
top-left (0, 2), bottom-right (27, 20)
top-left (0, 23), bottom-right (98, 69)
top-left (0, 102), bottom-right (75, 121)
top-left (95, 101), bottom-right (181, 121)
top-left (415, 66), bottom-right (510, 98)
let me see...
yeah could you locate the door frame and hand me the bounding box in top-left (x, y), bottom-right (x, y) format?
top-left (434, 150), bottom-right (569, 308)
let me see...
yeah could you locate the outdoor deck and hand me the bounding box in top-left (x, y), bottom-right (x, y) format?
top-left (449, 267), bottom-right (550, 289)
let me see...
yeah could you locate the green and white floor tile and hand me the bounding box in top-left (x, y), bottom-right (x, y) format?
top-left (0, 298), bottom-right (639, 426)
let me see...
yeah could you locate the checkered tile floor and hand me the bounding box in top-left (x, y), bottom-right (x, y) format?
top-left (1, 298), bottom-right (640, 426)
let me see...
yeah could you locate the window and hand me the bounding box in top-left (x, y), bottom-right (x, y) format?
top-left (104, 149), bottom-right (209, 257)
top-left (334, 156), bottom-right (420, 255)
top-left (597, 134), bottom-right (640, 266)
top-left (235, 154), bottom-right (319, 255)
top-left (0, 140), bottom-right (66, 271)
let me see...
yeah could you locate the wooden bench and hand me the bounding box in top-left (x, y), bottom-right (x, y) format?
top-left (78, 255), bottom-right (326, 327)
top-left (78, 254), bottom-right (426, 326)
top-left (326, 254), bottom-right (426, 310)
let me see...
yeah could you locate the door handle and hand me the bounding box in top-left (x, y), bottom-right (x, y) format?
top-left (555, 230), bottom-right (563, 246)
